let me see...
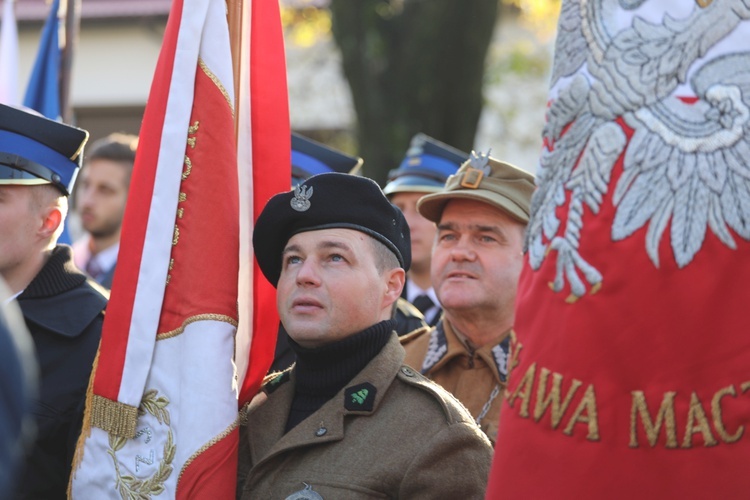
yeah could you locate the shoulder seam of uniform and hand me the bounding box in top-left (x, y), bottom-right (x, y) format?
top-left (396, 365), bottom-right (474, 425)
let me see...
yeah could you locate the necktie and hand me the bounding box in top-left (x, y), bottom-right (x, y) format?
top-left (85, 259), bottom-right (103, 280)
top-left (412, 294), bottom-right (434, 315)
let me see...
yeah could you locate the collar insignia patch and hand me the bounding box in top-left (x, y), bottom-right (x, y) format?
top-left (263, 370), bottom-right (291, 394)
top-left (492, 335), bottom-right (511, 383)
top-left (291, 184), bottom-right (313, 212)
top-left (421, 321), bottom-right (448, 374)
top-left (344, 382), bottom-right (377, 412)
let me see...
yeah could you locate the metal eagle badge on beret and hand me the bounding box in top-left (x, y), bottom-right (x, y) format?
top-left (291, 184), bottom-right (313, 212)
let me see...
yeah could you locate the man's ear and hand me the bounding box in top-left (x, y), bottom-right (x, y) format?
top-left (39, 206), bottom-right (62, 239)
top-left (383, 267), bottom-right (406, 308)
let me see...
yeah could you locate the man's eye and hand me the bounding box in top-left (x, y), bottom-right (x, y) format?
top-left (286, 255), bottom-right (301, 265)
top-left (330, 254), bottom-right (344, 262)
top-left (439, 233), bottom-right (456, 242)
top-left (480, 235), bottom-right (497, 243)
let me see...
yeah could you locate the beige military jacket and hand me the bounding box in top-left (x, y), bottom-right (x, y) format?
top-left (402, 321), bottom-right (510, 445)
top-left (237, 333), bottom-right (493, 499)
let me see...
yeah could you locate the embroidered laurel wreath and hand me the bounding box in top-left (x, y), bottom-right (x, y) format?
top-left (107, 390), bottom-right (175, 498)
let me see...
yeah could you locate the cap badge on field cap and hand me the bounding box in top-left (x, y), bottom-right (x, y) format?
top-left (460, 150), bottom-right (492, 189)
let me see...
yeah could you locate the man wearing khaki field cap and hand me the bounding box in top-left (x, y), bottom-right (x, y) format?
top-left (402, 151), bottom-right (535, 445)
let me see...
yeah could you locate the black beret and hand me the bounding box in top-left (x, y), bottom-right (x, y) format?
top-left (254, 172), bottom-right (411, 286)
top-left (0, 104), bottom-right (89, 195)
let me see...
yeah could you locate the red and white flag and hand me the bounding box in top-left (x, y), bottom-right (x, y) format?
top-left (70, 0), bottom-right (288, 497)
top-left (489, 1), bottom-right (750, 498)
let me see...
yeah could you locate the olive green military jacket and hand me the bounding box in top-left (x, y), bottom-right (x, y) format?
top-left (237, 333), bottom-right (493, 499)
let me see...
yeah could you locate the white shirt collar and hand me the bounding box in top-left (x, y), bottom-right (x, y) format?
top-left (3, 289), bottom-right (23, 305)
top-left (405, 279), bottom-right (440, 322)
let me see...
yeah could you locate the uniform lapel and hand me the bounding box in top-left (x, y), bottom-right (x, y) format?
top-left (249, 334), bottom-right (406, 465)
top-left (247, 375), bottom-right (294, 464)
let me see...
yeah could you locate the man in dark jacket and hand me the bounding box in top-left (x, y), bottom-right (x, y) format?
top-left (0, 104), bottom-right (107, 498)
top-left (0, 278), bottom-right (37, 496)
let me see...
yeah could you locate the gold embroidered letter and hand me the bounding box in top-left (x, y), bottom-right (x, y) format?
top-left (562, 384), bottom-right (599, 440)
top-left (630, 391), bottom-right (677, 448)
top-left (712, 385), bottom-right (743, 444)
top-left (507, 362), bottom-right (536, 418)
top-left (682, 392), bottom-right (718, 448)
top-left (533, 367), bottom-right (582, 429)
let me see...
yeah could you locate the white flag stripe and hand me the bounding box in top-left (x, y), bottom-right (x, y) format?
top-left (0, 0), bottom-right (19, 105)
top-left (71, 320), bottom-right (237, 496)
top-left (118, 0), bottom-right (212, 407)
top-left (234, 0), bottom-right (254, 394)
top-left (146, 322), bottom-right (238, 480)
top-left (198, 0), bottom-right (235, 108)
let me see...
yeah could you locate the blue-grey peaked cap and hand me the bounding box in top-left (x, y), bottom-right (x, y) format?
top-left (0, 104), bottom-right (89, 196)
top-left (383, 133), bottom-right (467, 196)
top-left (291, 133), bottom-right (363, 187)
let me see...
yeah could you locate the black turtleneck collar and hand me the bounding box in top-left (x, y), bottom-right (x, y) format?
top-left (20, 245), bottom-right (86, 299)
top-left (284, 319), bottom-right (395, 433)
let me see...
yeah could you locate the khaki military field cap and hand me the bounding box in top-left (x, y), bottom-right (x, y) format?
top-left (417, 152), bottom-right (535, 223)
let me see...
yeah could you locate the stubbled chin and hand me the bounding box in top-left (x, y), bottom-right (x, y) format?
top-left (438, 283), bottom-right (477, 300)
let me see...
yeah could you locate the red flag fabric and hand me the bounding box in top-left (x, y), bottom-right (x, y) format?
top-left (488, 2), bottom-right (750, 498)
top-left (70, 0), bottom-right (288, 497)
top-left (235, 0), bottom-right (290, 407)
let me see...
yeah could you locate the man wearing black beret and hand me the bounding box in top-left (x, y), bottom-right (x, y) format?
top-left (0, 104), bottom-right (107, 498)
top-left (237, 172), bottom-right (493, 499)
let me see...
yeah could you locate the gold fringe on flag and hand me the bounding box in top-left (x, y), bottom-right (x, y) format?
top-left (69, 343), bottom-right (101, 497)
top-left (90, 394), bottom-right (139, 438)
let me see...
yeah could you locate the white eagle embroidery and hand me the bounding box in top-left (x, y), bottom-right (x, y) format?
top-left (528, 0), bottom-right (750, 302)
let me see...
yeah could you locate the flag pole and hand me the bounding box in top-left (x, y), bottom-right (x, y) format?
top-left (226, 0), bottom-right (244, 136)
top-left (59, 0), bottom-right (81, 123)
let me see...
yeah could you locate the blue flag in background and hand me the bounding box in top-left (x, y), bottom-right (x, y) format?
top-left (23, 0), bottom-right (61, 119)
top-left (24, 0), bottom-right (71, 244)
